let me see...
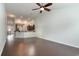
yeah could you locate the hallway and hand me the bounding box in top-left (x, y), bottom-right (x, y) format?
top-left (2, 37), bottom-right (79, 56)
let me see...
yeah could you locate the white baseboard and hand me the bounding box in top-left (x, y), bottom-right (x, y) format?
top-left (0, 39), bottom-right (6, 56)
top-left (37, 35), bottom-right (79, 49)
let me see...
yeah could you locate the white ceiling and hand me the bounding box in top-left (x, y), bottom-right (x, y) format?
top-left (5, 3), bottom-right (79, 18)
top-left (5, 3), bottom-right (41, 18)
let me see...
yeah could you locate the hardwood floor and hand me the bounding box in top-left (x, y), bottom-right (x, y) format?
top-left (2, 37), bottom-right (79, 56)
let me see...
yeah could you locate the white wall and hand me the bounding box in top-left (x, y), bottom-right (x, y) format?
top-left (0, 4), bottom-right (7, 55)
top-left (36, 3), bottom-right (79, 48)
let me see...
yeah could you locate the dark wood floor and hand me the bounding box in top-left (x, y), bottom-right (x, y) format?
top-left (2, 37), bottom-right (79, 56)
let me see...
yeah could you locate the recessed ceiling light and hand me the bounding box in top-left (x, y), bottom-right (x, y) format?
top-left (8, 14), bottom-right (15, 18)
top-left (15, 18), bottom-right (22, 24)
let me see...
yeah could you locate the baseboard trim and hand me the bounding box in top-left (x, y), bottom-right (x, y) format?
top-left (38, 36), bottom-right (79, 49)
top-left (0, 39), bottom-right (6, 56)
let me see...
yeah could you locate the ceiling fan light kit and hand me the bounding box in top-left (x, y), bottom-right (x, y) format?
top-left (32, 3), bottom-right (53, 13)
top-left (40, 7), bottom-right (44, 11)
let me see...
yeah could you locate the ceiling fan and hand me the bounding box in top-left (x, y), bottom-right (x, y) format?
top-left (32, 3), bottom-right (53, 13)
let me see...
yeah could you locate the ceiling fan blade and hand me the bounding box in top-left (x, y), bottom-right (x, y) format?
top-left (36, 3), bottom-right (41, 6)
top-left (44, 3), bottom-right (52, 7)
top-left (44, 8), bottom-right (51, 11)
top-left (40, 10), bottom-right (42, 13)
top-left (32, 8), bottom-right (40, 10)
